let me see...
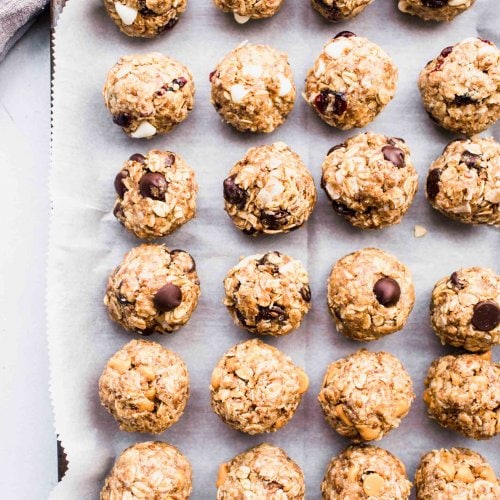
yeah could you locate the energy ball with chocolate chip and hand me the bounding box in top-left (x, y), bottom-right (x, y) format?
top-left (304, 32), bottom-right (398, 130)
top-left (398, 0), bottom-right (476, 22)
top-left (311, 1), bottom-right (373, 22)
top-left (321, 445), bottom-right (412, 499)
top-left (100, 441), bottom-right (192, 499)
top-left (98, 339), bottom-right (189, 433)
top-left (418, 38), bottom-right (500, 136)
top-left (223, 142), bottom-right (316, 235)
top-left (321, 133), bottom-right (418, 229)
top-left (423, 354), bottom-right (500, 439)
top-left (223, 252), bottom-right (311, 336)
top-left (327, 248), bottom-right (415, 341)
top-left (210, 339), bottom-right (309, 434)
top-left (318, 349), bottom-right (414, 442)
top-left (210, 43), bottom-right (296, 133)
top-left (214, 0), bottom-right (284, 23)
top-left (103, 53), bottom-right (195, 138)
top-left (104, 243), bottom-right (200, 334)
top-left (426, 136), bottom-right (499, 226)
top-left (216, 443), bottom-right (305, 499)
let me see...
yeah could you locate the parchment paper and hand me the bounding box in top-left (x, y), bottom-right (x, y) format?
top-left (49, 1), bottom-right (499, 498)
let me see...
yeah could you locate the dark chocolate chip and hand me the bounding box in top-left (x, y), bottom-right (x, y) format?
top-left (257, 305), bottom-right (287, 323)
top-left (327, 143), bottom-right (345, 156)
top-left (154, 283), bottom-right (182, 312)
top-left (314, 0), bottom-right (340, 20)
top-left (164, 152), bottom-right (176, 167)
top-left (209, 70), bottom-right (217, 82)
top-left (235, 308), bottom-right (249, 327)
top-left (314, 90), bottom-right (347, 116)
top-left (422, 0), bottom-right (447, 7)
top-left (426, 169), bottom-right (442, 199)
top-left (139, 172), bottom-right (168, 200)
top-left (471, 301), bottom-right (500, 332)
top-left (173, 77), bottom-right (187, 88)
top-left (388, 137), bottom-right (405, 146)
top-left (170, 249), bottom-right (196, 272)
top-left (113, 203), bottom-right (124, 222)
top-left (300, 285), bottom-right (311, 302)
top-left (138, 327), bottom-right (155, 336)
top-left (442, 138), bottom-right (464, 154)
top-left (450, 272), bottom-right (464, 290)
top-left (129, 153), bottom-right (146, 164)
top-left (223, 175), bottom-right (247, 208)
top-left (114, 171), bottom-right (127, 198)
top-left (261, 210), bottom-right (288, 230)
top-left (382, 145), bottom-right (405, 168)
top-left (242, 227), bottom-right (257, 236)
top-left (331, 200), bottom-right (356, 217)
top-left (160, 16), bottom-right (178, 31)
top-left (454, 94), bottom-right (475, 105)
top-left (373, 277), bottom-right (401, 307)
top-left (461, 151), bottom-right (481, 168)
top-left (113, 113), bottom-right (132, 127)
top-left (137, 0), bottom-right (155, 16)
top-left (335, 31), bottom-right (356, 38)
top-left (117, 294), bottom-right (129, 305)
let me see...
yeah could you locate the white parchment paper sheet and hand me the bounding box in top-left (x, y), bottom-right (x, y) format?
top-left (49, 0), bottom-right (499, 498)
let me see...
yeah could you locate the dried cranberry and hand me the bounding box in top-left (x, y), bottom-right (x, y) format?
top-left (173, 77), bottom-right (187, 88)
top-left (261, 210), bottom-right (288, 230)
top-left (426, 169), bottom-right (442, 199)
top-left (461, 151), bottom-right (481, 168)
top-left (209, 70), bottom-right (217, 82)
top-left (223, 176), bottom-right (247, 208)
top-left (113, 112), bottom-right (131, 127)
top-left (335, 31), bottom-right (356, 38)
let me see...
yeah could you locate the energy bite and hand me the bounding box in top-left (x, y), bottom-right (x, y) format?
top-left (304, 32), bottom-right (398, 129)
top-left (210, 43), bottom-right (296, 133)
top-left (214, 0), bottom-right (284, 23)
top-left (327, 248), bottom-right (415, 341)
top-left (104, 244), bottom-right (200, 334)
top-left (103, 53), bottom-right (195, 138)
top-left (210, 339), bottom-right (309, 434)
top-left (100, 441), bottom-right (192, 499)
top-left (318, 349), bottom-right (414, 442)
top-left (216, 443), bottom-right (305, 499)
top-left (223, 142), bottom-right (316, 235)
top-left (423, 354), bottom-right (500, 439)
top-left (430, 267), bottom-right (500, 352)
top-left (98, 339), bottom-right (189, 433)
top-left (418, 38), bottom-right (500, 136)
top-left (113, 150), bottom-right (197, 239)
top-left (398, 0), bottom-right (476, 22)
top-left (311, 0), bottom-right (373, 22)
top-left (321, 445), bottom-right (412, 499)
top-left (321, 133), bottom-right (418, 229)
top-left (426, 136), bottom-right (500, 226)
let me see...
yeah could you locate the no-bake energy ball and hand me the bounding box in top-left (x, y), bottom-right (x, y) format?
top-left (321, 133), bottom-right (418, 229)
top-left (104, 244), bottom-right (200, 334)
top-left (210, 339), bottom-right (309, 434)
top-left (430, 267), bottom-right (500, 352)
top-left (98, 339), bottom-right (189, 433)
top-left (311, 0), bottom-right (374, 22)
top-left (418, 38), bottom-right (500, 135)
top-left (113, 150), bottom-right (197, 239)
top-left (423, 354), bottom-right (500, 439)
top-left (426, 137), bottom-right (500, 226)
top-left (321, 445), bottom-right (412, 499)
top-left (327, 248), bottom-right (415, 341)
top-left (304, 32), bottom-right (398, 129)
top-left (214, 0), bottom-right (284, 23)
top-left (223, 142), bottom-right (316, 235)
top-left (318, 350), bottom-right (414, 442)
top-left (398, 0), bottom-right (476, 22)
top-left (103, 53), bottom-right (195, 138)
top-left (210, 43), bottom-right (296, 133)
top-left (216, 443), bottom-right (305, 499)
top-left (100, 441), bottom-right (192, 499)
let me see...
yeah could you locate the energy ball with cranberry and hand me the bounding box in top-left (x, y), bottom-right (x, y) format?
top-left (398, 0), bottom-right (476, 22)
top-left (214, 0), bottom-right (284, 23)
top-left (327, 248), bottom-right (415, 341)
top-left (311, 0), bottom-right (374, 22)
top-left (321, 133), bottom-right (418, 229)
top-left (304, 32), bottom-right (398, 130)
top-left (103, 0), bottom-right (187, 38)
top-left (418, 38), bottom-right (500, 135)
top-left (104, 244), bottom-right (200, 334)
top-left (223, 142), bottom-right (316, 235)
top-left (210, 43), bottom-right (296, 133)
top-left (103, 53), bottom-right (195, 138)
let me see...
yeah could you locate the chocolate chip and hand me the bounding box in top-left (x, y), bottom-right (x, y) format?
top-left (426, 169), bottom-right (442, 199)
top-left (382, 145), bottom-right (405, 168)
top-left (139, 172), bottom-right (168, 200)
top-left (114, 171), bottom-right (127, 198)
top-left (422, 0), bottom-right (447, 7)
top-left (137, 0), bottom-right (155, 16)
top-left (450, 272), bottom-right (464, 289)
top-left (170, 249), bottom-right (196, 272)
top-left (154, 283), bottom-right (182, 312)
top-left (261, 210), bottom-right (288, 230)
top-left (461, 151), bottom-right (481, 168)
top-left (129, 153), bottom-right (146, 164)
top-left (442, 138), bottom-right (464, 154)
top-left (300, 285), bottom-right (311, 302)
top-left (209, 70), bottom-right (217, 82)
top-left (454, 94), bottom-right (475, 105)
top-left (138, 327), bottom-right (155, 336)
top-left (242, 227), bottom-right (257, 235)
top-left (164, 152), bottom-right (176, 167)
top-left (331, 200), bottom-right (356, 217)
top-left (388, 137), bottom-right (405, 146)
top-left (257, 305), bottom-right (287, 323)
top-left (113, 203), bottom-right (124, 222)
top-left (235, 308), bottom-right (249, 327)
top-left (113, 113), bottom-right (131, 127)
top-left (315, 1), bottom-right (340, 20)
top-left (173, 77), bottom-right (187, 88)
top-left (471, 301), bottom-right (500, 332)
top-left (160, 16), bottom-right (178, 31)
top-left (116, 293), bottom-right (129, 305)
top-left (327, 143), bottom-right (345, 156)
top-left (223, 175), bottom-right (247, 208)
top-left (314, 90), bottom-right (347, 116)
top-left (335, 31), bottom-right (356, 38)
top-left (257, 252), bottom-right (280, 274)
top-left (373, 277), bottom-right (401, 307)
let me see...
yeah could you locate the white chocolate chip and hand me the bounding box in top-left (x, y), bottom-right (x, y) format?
top-left (414, 225), bottom-right (427, 238)
top-left (234, 13), bottom-right (250, 24)
top-left (243, 64), bottom-right (263, 79)
top-left (448, 0), bottom-right (468, 5)
top-left (324, 39), bottom-right (351, 59)
top-left (114, 2), bottom-right (138, 25)
top-left (131, 121), bottom-right (156, 139)
top-left (277, 75), bottom-right (293, 97)
top-left (464, 143), bottom-right (482, 155)
top-left (230, 84), bottom-right (248, 103)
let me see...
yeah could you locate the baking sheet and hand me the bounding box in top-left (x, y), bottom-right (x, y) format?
top-left (49, 0), bottom-right (499, 498)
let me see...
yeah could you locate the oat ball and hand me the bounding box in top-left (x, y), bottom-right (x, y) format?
top-left (426, 136), bottom-right (500, 226)
top-left (223, 142), bottom-right (316, 235)
top-left (113, 150), bottom-right (197, 239)
top-left (430, 267), bottom-right (500, 352)
top-left (327, 248), bottom-right (415, 341)
top-left (216, 443), bottom-right (305, 499)
top-left (98, 339), bottom-right (189, 433)
top-left (210, 43), bottom-right (296, 133)
top-left (321, 133), bottom-right (418, 229)
top-left (100, 441), bottom-right (192, 499)
top-left (321, 445), bottom-right (412, 499)
top-left (319, 349), bottom-right (414, 442)
top-left (311, 0), bottom-right (373, 21)
top-left (210, 339), bottom-right (309, 434)
top-left (304, 32), bottom-right (398, 130)
top-left (104, 0), bottom-right (187, 37)
top-left (104, 244), bottom-right (200, 334)
top-left (398, 0), bottom-right (476, 22)
top-left (103, 53), bottom-right (195, 138)
top-left (214, 0), bottom-right (284, 23)
top-left (423, 354), bottom-right (500, 439)
top-left (415, 448), bottom-right (499, 499)
top-left (223, 251), bottom-right (311, 336)
top-left (418, 38), bottom-right (500, 136)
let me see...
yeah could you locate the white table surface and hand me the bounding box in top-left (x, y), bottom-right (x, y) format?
top-left (0, 11), bottom-right (57, 499)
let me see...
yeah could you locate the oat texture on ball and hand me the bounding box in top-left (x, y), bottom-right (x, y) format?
top-left (210, 43), bottom-right (296, 133)
top-left (311, 0), bottom-right (374, 21)
top-left (398, 0), bottom-right (476, 22)
top-left (98, 339), bottom-right (189, 433)
top-left (104, 244), bottom-right (200, 334)
top-left (100, 441), bottom-right (192, 499)
top-left (418, 38), bottom-right (500, 135)
top-left (304, 32), bottom-right (398, 129)
top-left (214, 0), bottom-right (284, 23)
top-left (223, 142), bottom-right (316, 235)
top-left (103, 52), bottom-right (195, 138)
top-left (321, 133), bottom-right (418, 229)
top-left (318, 349), bottom-right (414, 442)
top-left (210, 339), bottom-right (309, 434)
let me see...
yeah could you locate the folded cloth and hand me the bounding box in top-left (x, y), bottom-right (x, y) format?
top-left (0, 0), bottom-right (49, 61)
